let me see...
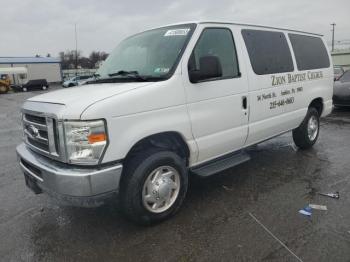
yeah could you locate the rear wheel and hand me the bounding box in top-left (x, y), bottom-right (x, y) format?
top-left (120, 148), bottom-right (188, 225)
top-left (293, 107), bottom-right (320, 149)
top-left (0, 84), bottom-right (9, 94)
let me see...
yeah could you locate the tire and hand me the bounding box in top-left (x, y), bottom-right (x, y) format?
top-left (292, 107), bottom-right (320, 149)
top-left (68, 83), bottom-right (74, 87)
top-left (120, 148), bottom-right (188, 225)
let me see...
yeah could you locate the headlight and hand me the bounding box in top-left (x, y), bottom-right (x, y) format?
top-left (64, 120), bottom-right (107, 165)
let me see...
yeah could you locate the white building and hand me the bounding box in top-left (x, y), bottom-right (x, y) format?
top-left (0, 57), bottom-right (62, 84)
top-left (331, 49), bottom-right (350, 70)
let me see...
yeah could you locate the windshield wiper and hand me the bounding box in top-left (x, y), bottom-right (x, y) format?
top-left (86, 70), bottom-right (167, 84)
top-left (108, 70), bottom-right (147, 81)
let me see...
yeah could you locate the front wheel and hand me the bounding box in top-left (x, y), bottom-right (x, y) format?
top-left (293, 107), bottom-right (320, 149)
top-left (120, 149), bottom-right (188, 225)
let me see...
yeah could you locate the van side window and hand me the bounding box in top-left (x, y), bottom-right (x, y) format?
top-left (241, 29), bottom-right (294, 75)
top-left (288, 34), bottom-right (330, 71)
top-left (188, 28), bottom-right (240, 81)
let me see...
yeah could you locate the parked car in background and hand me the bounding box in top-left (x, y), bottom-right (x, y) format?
top-left (77, 76), bottom-right (94, 86)
top-left (333, 70), bottom-right (350, 107)
top-left (334, 66), bottom-right (344, 81)
top-left (62, 75), bottom-right (92, 87)
top-left (21, 79), bottom-right (49, 92)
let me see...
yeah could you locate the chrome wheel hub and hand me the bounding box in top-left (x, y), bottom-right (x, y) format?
top-left (142, 166), bottom-right (180, 213)
top-left (307, 115), bottom-right (318, 141)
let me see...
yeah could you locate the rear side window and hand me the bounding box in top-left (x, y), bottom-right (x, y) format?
top-left (242, 29), bottom-right (294, 75)
top-left (289, 34), bottom-right (330, 70)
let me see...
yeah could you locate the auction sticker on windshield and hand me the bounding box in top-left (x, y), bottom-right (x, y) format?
top-left (154, 68), bottom-right (170, 74)
top-left (164, 28), bottom-right (190, 36)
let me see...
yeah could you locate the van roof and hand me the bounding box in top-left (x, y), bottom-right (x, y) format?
top-left (157, 21), bottom-right (323, 37)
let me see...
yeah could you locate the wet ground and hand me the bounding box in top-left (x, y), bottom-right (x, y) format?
top-left (1, 87), bottom-right (350, 262)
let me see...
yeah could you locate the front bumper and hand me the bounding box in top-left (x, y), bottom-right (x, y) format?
top-left (333, 95), bottom-right (350, 107)
top-left (16, 143), bottom-right (123, 206)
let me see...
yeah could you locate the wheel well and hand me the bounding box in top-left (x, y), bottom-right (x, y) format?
top-left (309, 98), bottom-right (323, 116)
top-left (124, 132), bottom-right (190, 166)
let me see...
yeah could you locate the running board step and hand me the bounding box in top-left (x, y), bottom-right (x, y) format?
top-left (191, 151), bottom-right (251, 177)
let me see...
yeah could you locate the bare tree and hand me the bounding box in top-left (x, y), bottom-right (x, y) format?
top-left (89, 51), bottom-right (109, 69)
top-left (58, 50), bottom-right (108, 69)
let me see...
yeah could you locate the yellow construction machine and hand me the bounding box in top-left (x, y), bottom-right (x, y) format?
top-left (0, 67), bottom-right (28, 94)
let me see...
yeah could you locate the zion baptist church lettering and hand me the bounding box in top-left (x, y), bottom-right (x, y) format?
top-left (271, 71), bottom-right (323, 86)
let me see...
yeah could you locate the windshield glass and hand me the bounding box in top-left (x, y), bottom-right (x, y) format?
top-left (334, 68), bottom-right (343, 74)
top-left (340, 70), bottom-right (350, 82)
top-left (96, 24), bottom-right (196, 80)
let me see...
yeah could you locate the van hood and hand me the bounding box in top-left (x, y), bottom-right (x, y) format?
top-left (29, 82), bottom-right (153, 105)
top-left (27, 82), bottom-right (153, 118)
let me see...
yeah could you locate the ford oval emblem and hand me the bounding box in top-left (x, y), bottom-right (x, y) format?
top-left (28, 125), bottom-right (39, 138)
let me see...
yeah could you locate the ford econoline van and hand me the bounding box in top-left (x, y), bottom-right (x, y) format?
top-left (17, 21), bottom-right (333, 224)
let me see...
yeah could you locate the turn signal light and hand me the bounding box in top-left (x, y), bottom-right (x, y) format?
top-left (88, 133), bottom-right (106, 144)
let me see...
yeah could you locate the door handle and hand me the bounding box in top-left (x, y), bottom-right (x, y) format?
top-left (242, 96), bottom-right (247, 110)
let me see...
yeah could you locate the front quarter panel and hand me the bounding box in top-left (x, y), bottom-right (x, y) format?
top-left (80, 75), bottom-right (198, 165)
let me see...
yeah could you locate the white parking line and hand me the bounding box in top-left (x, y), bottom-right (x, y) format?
top-left (248, 212), bottom-right (304, 262)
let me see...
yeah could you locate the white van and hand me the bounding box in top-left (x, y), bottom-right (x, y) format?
top-left (17, 21), bottom-right (333, 224)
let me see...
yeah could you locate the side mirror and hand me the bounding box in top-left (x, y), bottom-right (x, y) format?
top-left (189, 55), bottom-right (222, 83)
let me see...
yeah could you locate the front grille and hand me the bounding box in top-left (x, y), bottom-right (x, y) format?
top-left (39, 129), bottom-right (48, 139)
top-left (23, 112), bottom-right (61, 159)
top-left (24, 114), bottom-right (46, 125)
top-left (27, 137), bottom-right (49, 151)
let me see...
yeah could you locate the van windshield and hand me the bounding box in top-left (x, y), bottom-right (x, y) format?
top-left (96, 24), bottom-right (196, 82)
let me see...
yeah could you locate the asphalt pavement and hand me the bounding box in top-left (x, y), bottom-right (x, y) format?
top-left (1, 86), bottom-right (350, 262)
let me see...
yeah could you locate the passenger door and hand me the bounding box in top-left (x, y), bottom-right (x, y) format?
top-left (182, 27), bottom-right (249, 164)
top-left (241, 29), bottom-right (299, 145)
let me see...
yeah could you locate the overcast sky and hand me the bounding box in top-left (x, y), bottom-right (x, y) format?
top-left (1, 0), bottom-right (349, 57)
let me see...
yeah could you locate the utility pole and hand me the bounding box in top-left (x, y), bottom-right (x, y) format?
top-left (331, 23), bottom-right (336, 52)
top-left (75, 23), bottom-right (78, 76)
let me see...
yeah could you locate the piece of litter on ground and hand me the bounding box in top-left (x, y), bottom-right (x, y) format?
top-left (299, 209), bottom-right (312, 216)
top-left (290, 144), bottom-right (298, 151)
top-left (318, 191), bottom-right (340, 199)
top-left (222, 185), bottom-right (233, 191)
top-left (299, 206), bottom-right (312, 216)
top-left (309, 204), bottom-right (327, 211)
